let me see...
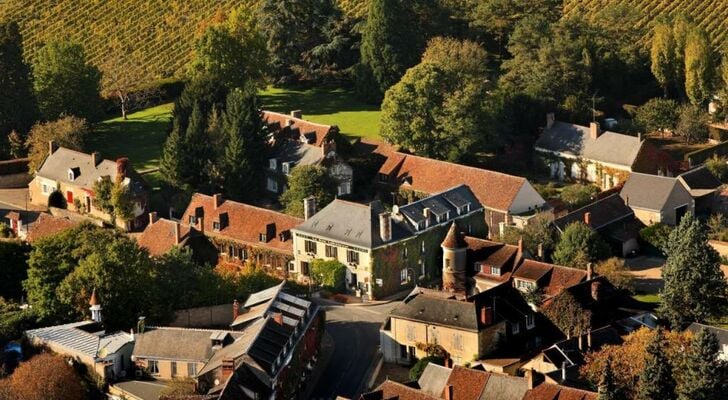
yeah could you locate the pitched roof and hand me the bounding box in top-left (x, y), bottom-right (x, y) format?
top-left (417, 363), bottom-right (453, 397)
top-left (89, 289), bottom-right (100, 306)
top-left (182, 193), bottom-right (302, 254)
top-left (535, 122), bottom-right (642, 168)
top-left (513, 260), bottom-right (588, 297)
top-left (523, 383), bottom-right (597, 400)
top-left (25, 212), bottom-right (79, 243)
top-left (479, 373), bottom-right (530, 400)
top-left (442, 222), bottom-right (467, 249)
top-left (263, 111), bottom-right (336, 148)
top-left (26, 321), bottom-right (133, 359)
top-left (619, 173), bottom-right (687, 211)
top-left (390, 292), bottom-right (482, 331)
top-left (137, 218), bottom-right (193, 256)
top-left (132, 327), bottom-right (243, 362)
top-left (678, 166), bottom-right (722, 196)
top-left (36, 147), bottom-right (126, 188)
top-left (232, 282), bottom-right (312, 328)
top-left (542, 326), bottom-right (623, 369)
top-left (369, 380), bottom-right (440, 400)
top-left (464, 236), bottom-right (520, 284)
top-left (374, 146), bottom-right (541, 212)
top-left (686, 322), bottom-right (728, 347)
top-left (444, 365), bottom-right (490, 400)
top-left (553, 194), bottom-right (634, 232)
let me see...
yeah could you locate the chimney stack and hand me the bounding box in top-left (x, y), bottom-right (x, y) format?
top-left (379, 212), bottom-right (392, 242)
top-left (91, 151), bottom-right (101, 167)
top-left (517, 237), bottom-right (524, 254)
top-left (444, 355), bottom-right (453, 368)
top-left (290, 110), bottom-right (303, 119)
top-left (213, 193), bottom-right (223, 210)
top-left (48, 140), bottom-right (56, 156)
top-left (222, 358), bottom-right (235, 380)
top-left (444, 384), bottom-right (454, 400)
top-left (273, 312), bottom-right (284, 326)
top-left (546, 113), bottom-right (555, 130)
top-left (578, 334), bottom-right (584, 351)
top-left (586, 262), bottom-right (593, 280)
top-left (587, 330), bottom-right (592, 349)
top-left (584, 212), bottom-right (592, 226)
top-left (233, 299), bottom-right (239, 321)
top-left (174, 222), bottom-right (181, 245)
top-left (480, 306), bottom-right (492, 326)
top-left (148, 212), bottom-right (158, 225)
top-left (537, 243), bottom-right (544, 260)
top-left (591, 280), bottom-right (601, 301)
top-left (198, 215), bottom-right (205, 235)
top-left (525, 369), bottom-right (537, 390)
top-left (116, 157), bottom-right (128, 181)
top-left (590, 122), bottom-right (601, 139)
top-left (303, 196), bottom-right (316, 220)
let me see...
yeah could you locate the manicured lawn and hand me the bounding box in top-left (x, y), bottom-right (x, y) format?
top-left (259, 86), bottom-right (381, 140)
top-left (633, 293), bottom-right (660, 304)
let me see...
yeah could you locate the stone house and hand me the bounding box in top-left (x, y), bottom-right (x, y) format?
top-left (28, 143), bottom-right (147, 230)
top-left (619, 172), bottom-right (694, 226)
top-left (290, 184), bottom-right (488, 299)
top-left (263, 110), bottom-right (353, 197)
top-left (677, 165), bottom-right (722, 215)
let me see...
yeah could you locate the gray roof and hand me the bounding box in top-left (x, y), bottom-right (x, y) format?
top-left (275, 140), bottom-right (324, 167)
top-left (535, 122), bottom-right (642, 167)
top-left (244, 282), bottom-right (285, 308)
top-left (390, 293), bottom-right (480, 331)
top-left (687, 322), bottom-right (728, 347)
top-left (553, 194), bottom-right (633, 232)
top-left (132, 327), bottom-right (242, 362)
top-left (37, 147), bottom-right (120, 187)
top-left (418, 363), bottom-right (452, 397)
top-left (678, 166), bottom-right (722, 196)
top-left (294, 185), bottom-right (482, 249)
top-left (479, 374), bottom-right (529, 400)
top-left (26, 321), bottom-right (133, 359)
top-left (112, 380), bottom-right (169, 400)
top-left (234, 282), bottom-right (312, 328)
top-left (620, 173), bottom-right (687, 210)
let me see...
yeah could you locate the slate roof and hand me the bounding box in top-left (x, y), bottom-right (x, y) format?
top-left (25, 212), bottom-right (79, 243)
top-left (686, 322), bottom-right (728, 347)
top-left (541, 326), bottom-right (623, 369)
top-left (275, 140), bottom-right (325, 167)
top-left (232, 282), bottom-right (312, 328)
top-left (137, 218), bottom-right (194, 256)
top-left (535, 122), bottom-right (642, 168)
top-left (553, 194), bottom-right (634, 232)
top-left (619, 173), bottom-right (686, 211)
top-left (132, 327), bottom-right (243, 362)
top-left (372, 143), bottom-right (543, 213)
top-left (26, 321), bottom-right (133, 359)
top-left (417, 363), bottom-right (452, 397)
top-left (390, 292), bottom-right (482, 331)
top-left (678, 166), bottom-right (722, 196)
top-left (262, 111), bottom-right (336, 148)
top-left (36, 147), bottom-right (120, 187)
top-left (182, 193), bottom-right (302, 254)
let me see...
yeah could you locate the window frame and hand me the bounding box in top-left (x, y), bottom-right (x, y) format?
top-left (325, 245), bottom-right (338, 258)
top-left (304, 240), bottom-right (317, 254)
top-left (187, 362), bottom-right (197, 377)
top-left (148, 359), bottom-right (159, 375)
top-left (171, 361), bottom-right (177, 377)
top-left (346, 249), bottom-right (359, 264)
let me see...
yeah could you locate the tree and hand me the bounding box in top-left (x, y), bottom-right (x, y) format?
top-left (684, 28), bottom-right (714, 107)
top-left (92, 176), bottom-right (114, 216)
top-left (595, 258), bottom-right (634, 292)
top-left (675, 104), bottom-right (709, 144)
top-left (499, 216), bottom-right (555, 259)
top-left (25, 116), bottom-right (88, 172)
top-left (409, 356), bottom-right (444, 380)
top-left (679, 328), bottom-right (723, 400)
top-left (597, 357), bottom-right (622, 400)
top-left (159, 122), bottom-right (186, 188)
top-left (99, 39), bottom-right (159, 120)
top-left (280, 165), bottom-right (337, 217)
top-left (553, 222), bottom-right (610, 267)
top-left (658, 214), bottom-right (728, 329)
top-left (650, 23), bottom-right (677, 97)
top-left (220, 89), bottom-right (267, 201)
top-left (0, 241), bottom-right (29, 301)
top-left (6, 131), bottom-right (25, 159)
top-left (705, 156), bottom-right (728, 183)
top-left (542, 290), bottom-right (591, 337)
top-left (638, 328), bottom-right (677, 400)
top-left (32, 41), bottom-right (102, 121)
top-left (311, 259), bottom-right (346, 292)
top-left (0, 353), bottom-right (85, 400)
top-left (560, 184), bottom-right (599, 209)
top-left (357, 0), bottom-right (424, 101)
top-left (379, 38), bottom-right (490, 161)
top-left (110, 181), bottom-right (135, 224)
top-left (0, 21), bottom-right (38, 157)
top-left (635, 98), bottom-right (679, 134)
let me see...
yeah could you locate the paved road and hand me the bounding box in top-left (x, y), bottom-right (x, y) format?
top-left (310, 300), bottom-right (399, 400)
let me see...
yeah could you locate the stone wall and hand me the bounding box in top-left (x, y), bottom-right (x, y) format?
top-left (169, 303), bottom-right (232, 328)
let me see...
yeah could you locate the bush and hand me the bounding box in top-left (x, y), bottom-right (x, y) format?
top-left (639, 223), bottom-right (672, 254)
top-left (409, 356), bottom-right (444, 380)
top-left (705, 156), bottom-right (728, 183)
top-left (311, 259), bottom-right (347, 293)
top-left (552, 222), bottom-right (611, 267)
top-left (560, 184), bottom-right (599, 209)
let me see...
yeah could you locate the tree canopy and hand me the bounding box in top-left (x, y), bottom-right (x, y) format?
top-left (0, 353), bottom-right (86, 400)
top-left (26, 116), bottom-right (88, 172)
top-left (280, 164), bottom-right (337, 218)
top-left (552, 222), bottom-right (610, 268)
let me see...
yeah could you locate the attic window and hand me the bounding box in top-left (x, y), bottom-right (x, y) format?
top-left (526, 314), bottom-right (535, 330)
top-left (490, 266), bottom-right (501, 276)
top-left (67, 167), bottom-right (80, 181)
top-left (67, 170), bottom-right (74, 181)
top-left (189, 215), bottom-right (197, 225)
top-left (282, 162), bottom-right (293, 175)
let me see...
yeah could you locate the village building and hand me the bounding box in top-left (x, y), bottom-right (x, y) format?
top-left (291, 185), bottom-right (488, 299)
top-left (535, 115), bottom-right (646, 189)
top-left (25, 290), bottom-right (135, 382)
top-left (619, 172), bottom-right (694, 226)
top-left (676, 165), bottom-right (722, 215)
top-left (28, 143), bottom-right (148, 230)
top-left (364, 139), bottom-right (550, 236)
top-left (180, 193), bottom-right (302, 278)
top-left (263, 110), bottom-right (353, 197)
top-left (136, 212), bottom-right (218, 263)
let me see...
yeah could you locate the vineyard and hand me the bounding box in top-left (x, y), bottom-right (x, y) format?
top-left (563, 0), bottom-right (728, 48)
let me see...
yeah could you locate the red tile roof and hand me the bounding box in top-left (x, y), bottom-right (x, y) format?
top-left (182, 193), bottom-right (302, 254)
top-left (442, 222), bottom-right (467, 249)
top-left (523, 383), bottom-right (597, 400)
top-left (443, 365), bottom-right (490, 400)
top-left (513, 260), bottom-right (588, 297)
top-left (26, 213), bottom-right (79, 243)
top-left (373, 144), bottom-right (528, 212)
top-left (373, 380), bottom-right (439, 400)
top-left (464, 236), bottom-right (520, 284)
top-left (137, 218), bottom-right (193, 257)
top-left (263, 111), bottom-right (336, 148)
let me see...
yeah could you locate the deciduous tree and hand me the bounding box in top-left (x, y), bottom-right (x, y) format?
top-left (552, 222), bottom-right (610, 267)
top-left (280, 165), bottom-right (336, 218)
top-left (684, 28), bottom-right (714, 107)
top-left (650, 23), bottom-right (677, 97)
top-left (675, 104), bottom-right (709, 144)
top-left (542, 290), bottom-right (591, 338)
top-left (635, 98), bottom-right (679, 134)
top-left (0, 353), bottom-right (86, 400)
top-left (25, 116), bottom-right (88, 172)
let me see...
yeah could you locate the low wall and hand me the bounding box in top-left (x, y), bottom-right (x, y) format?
top-left (169, 303), bottom-right (232, 328)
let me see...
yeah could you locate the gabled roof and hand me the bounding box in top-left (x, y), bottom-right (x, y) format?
top-left (262, 111), bottom-right (336, 148)
top-left (686, 322), bottom-right (728, 347)
top-left (535, 122), bottom-right (642, 168)
top-left (137, 218), bottom-right (194, 256)
top-left (390, 291), bottom-right (482, 331)
top-left (36, 147), bottom-right (124, 188)
top-left (26, 321), bottom-right (133, 359)
top-left (366, 380), bottom-right (439, 400)
top-left (553, 194), bottom-right (634, 232)
top-left (372, 144), bottom-right (542, 212)
top-left (523, 383), bottom-right (597, 400)
top-left (132, 327), bottom-right (243, 362)
top-left (182, 193), bottom-right (302, 254)
top-left (542, 326), bottom-right (623, 368)
top-left (232, 282), bottom-right (312, 328)
top-left (619, 173), bottom-right (689, 211)
top-left (444, 365), bottom-right (490, 399)
top-left (417, 363), bottom-right (452, 397)
top-left (25, 212), bottom-right (79, 243)
top-left (513, 260), bottom-right (588, 297)
top-left (678, 166), bottom-right (722, 196)
top-left (480, 373), bottom-right (530, 400)
top-left (464, 236), bottom-right (520, 284)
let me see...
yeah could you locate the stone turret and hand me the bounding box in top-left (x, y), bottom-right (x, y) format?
top-left (89, 289), bottom-right (102, 323)
top-left (441, 222), bottom-right (467, 293)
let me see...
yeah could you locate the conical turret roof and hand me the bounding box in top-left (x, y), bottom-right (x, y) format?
top-left (89, 289), bottom-right (100, 306)
top-left (441, 222), bottom-right (467, 249)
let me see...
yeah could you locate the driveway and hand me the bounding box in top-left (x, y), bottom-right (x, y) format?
top-left (310, 300), bottom-right (400, 400)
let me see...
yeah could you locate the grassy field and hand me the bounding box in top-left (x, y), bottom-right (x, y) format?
top-left (633, 293), bottom-right (660, 304)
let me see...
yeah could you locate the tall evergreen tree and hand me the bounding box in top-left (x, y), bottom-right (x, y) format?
top-left (0, 20), bottom-right (38, 157)
top-left (638, 328), bottom-right (677, 400)
top-left (220, 89), bottom-right (267, 200)
top-left (679, 328), bottom-right (723, 400)
top-left (684, 27), bottom-right (714, 107)
top-left (159, 120), bottom-right (186, 188)
top-left (658, 214), bottom-right (728, 328)
top-left (183, 103), bottom-right (210, 188)
top-left (597, 357), bottom-right (622, 400)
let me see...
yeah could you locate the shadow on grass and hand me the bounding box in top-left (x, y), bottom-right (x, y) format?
top-left (259, 87), bottom-right (379, 116)
top-left (87, 115), bottom-right (172, 171)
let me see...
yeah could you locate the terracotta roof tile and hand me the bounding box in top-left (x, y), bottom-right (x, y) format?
top-left (513, 260), bottom-right (587, 297)
top-left (26, 213), bottom-right (79, 243)
top-left (182, 193), bottom-right (302, 254)
top-left (263, 111), bottom-right (336, 148)
top-left (523, 383), bottom-right (597, 400)
top-left (375, 380), bottom-right (439, 400)
top-left (443, 365), bottom-right (489, 400)
top-left (464, 236), bottom-right (520, 283)
top-left (442, 222), bottom-right (467, 248)
top-left (137, 218), bottom-right (193, 256)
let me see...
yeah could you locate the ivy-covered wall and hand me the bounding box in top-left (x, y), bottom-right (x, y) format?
top-left (210, 236), bottom-right (293, 279)
top-left (370, 211), bottom-right (487, 299)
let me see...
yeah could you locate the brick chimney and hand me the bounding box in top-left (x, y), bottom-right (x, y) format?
top-left (578, 334), bottom-right (584, 351)
top-left (586, 262), bottom-right (593, 281)
top-left (589, 122), bottom-right (601, 139)
top-left (591, 280), bottom-right (601, 301)
top-left (480, 306), bottom-right (493, 326)
top-left (561, 361), bottom-right (567, 382)
top-left (222, 358), bottom-right (235, 380)
top-left (48, 140), bottom-right (56, 156)
top-left (444, 384), bottom-right (454, 400)
top-left (444, 355), bottom-right (452, 368)
top-left (525, 369), bottom-right (537, 390)
top-left (517, 237), bottom-right (524, 254)
top-left (213, 193), bottom-right (223, 210)
top-left (379, 212), bottom-right (392, 242)
top-left (198, 215), bottom-right (205, 235)
top-left (303, 196), bottom-right (316, 220)
top-left (174, 222), bottom-right (181, 245)
top-left (546, 113), bottom-right (555, 130)
top-left (233, 299), bottom-right (239, 321)
top-left (148, 212), bottom-right (158, 225)
top-left (584, 212), bottom-right (591, 226)
top-left (587, 330), bottom-right (592, 349)
top-left (290, 110), bottom-right (303, 119)
top-left (116, 157), bottom-right (128, 181)
top-left (91, 151), bottom-right (101, 167)
top-left (273, 312), bottom-right (284, 326)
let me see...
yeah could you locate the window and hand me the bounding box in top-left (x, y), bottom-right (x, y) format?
top-left (400, 269), bottom-right (408, 284)
top-left (445, 258), bottom-right (451, 269)
top-left (474, 263), bottom-right (483, 273)
top-left (378, 173), bottom-right (389, 183)
top-left (67, 170), bottom-right (75, 181)
top-left (269, 158), bottom-right (277, 170)
top-left (188, 215), bottom-right (197, 224)
top-left (402, 247), bottom-right (408, 258)
top-left (266, 178), bottom-right (278, 192)
top-left (213, 221), bottom-right (221, 231)
top-left (325, 245), bottom-right (338, 258)
top-left (148, 360), bottom-right (159, 375)
top-left (516, 279), bottom-right (536, 291)
top-left (41, 183), bottom-right (53, 195)
top-left (304, 240), bottom-right (317, 254)
top-left (301, 261), bottom-right (310, 275)
top-left (288, 261), bottom-right (295, 272)
top-left (453, 334), bottom-right (463, 351)
top-left (187, 362), bottom-right (197, 377)
top-left (282, 162), bottom-right (291, 175)
top-left (259, 233), bottom-right (267, 242)
top-left (171, 361), bottom-right (177, 377)
top-left (490, 266), bottom-right (501, 276)
top-left (346, 250), bottom-right (359, 264)
top-left (511, 321), bottom-right (520, 335)
top-left (526, 314), bottom-right (535, 330)
top-left (406, 325), bottom-right (416, 341)
top-left (338, 181), bottom-right (351, 196)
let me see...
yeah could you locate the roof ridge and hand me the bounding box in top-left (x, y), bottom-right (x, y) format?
top-left (396, 151), bottom-right (527, 182)
top-left (191, 193), bottom-right (303, 221)
top-left (262, 110), bottom-right (333, 130)
top-left (557, 193), bottom-right (621, 216)
top-left (145, 326), bottom-right (239, 334)
top-left (628, 171), bottom-right (677, 181)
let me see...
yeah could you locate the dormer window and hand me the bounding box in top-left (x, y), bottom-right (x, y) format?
top-left (259, 233), bottom-right (267, 242)
top-left (67, 167), bottom-right (80, 181)
top-left (68, 170), bottom-right (74, 181)
top-left (474, 262), bottom-right (483, 273)
top-left (526, 313), bottom-right (535, 329)
top-left (188, 215), bottom-right (197, 224)
top-left (490, 266), bottom-right (501, 276)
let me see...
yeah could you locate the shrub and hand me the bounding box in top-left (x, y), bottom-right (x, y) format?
top-left (705, 156), bottom-right (728, 183)
top-left (409, 356), bottom-right (444, 380)
top-left (639, 223), bottom-right (672, 254)
top-left (311, 259), bottom-right (347, 293)
top-left (560, 184), bottom-right (599, 209)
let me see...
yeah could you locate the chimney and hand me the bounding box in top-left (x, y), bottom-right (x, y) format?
top-left (233, 299), bottom-right (239, 321)
top-left (322, 139), bottom-right (337, 157)
top-left (423, 208), bottom-right (431, 227)
top-left (290, 110), bottom-right (303, 119)
top-left (174, 222), bottom-right (181, 245)
top-left (517, 237), bottom-right (524, 254)
top-left (148, 212), bottom-right (158, 225)
top-left (591, 281), bottom-right (601, 301)
top-left (590, 122), bottom-right (601, 139)
top-left (273, 312), bottom-right (284, 326)
top-left (222, 358), bottom-right (235, 380)
top-left (586, 262), bottom-right (593, 281)
top-left (625, 195), bottom-right (629, 206)
top-left (546, 113), bottom-right (555, 130)
top-left (578, 334), bottom-right (584, 351)
top-left (379, 212), bottom-right (392, 242)
top-left (130, 328), bottom-right (134, 341)
top-left (116, 157), bottom-right (128, 181)
top-left (525, 369), bottom-right (537, 390)
top-left (198, 215), bottom-right (205, 235)
top-left (444, 355), bottom-right (453, 368)
top-left (444, 385), bottom-right (454, 400)
top-left (537, 243), bottom-right (544, 260)
top-left (303, 196), bottom-right (316, 220)
top-left (91, 151), bottom-right (101, 167)
top-left (561, 362), bottom-right (567, 382)
top-left (583, 212), bottom-right (592, 226)
top-left (213, 193), bottom-right (223, 210)
top-left (48, 140), bottom-right (56, 155)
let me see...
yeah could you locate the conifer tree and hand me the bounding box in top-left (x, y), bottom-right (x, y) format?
top-left (658, 214), bottom-right (728, 328)
top-left (679, 328), bottom-right (723, 400)
top-left (183, 103), bottom-right (211, 188)
top-left (638, 328), bottom-right (677, 400)
top-left (597, 358), bottom-right (622, 400)
top-left (160, 122), bottom-right (186, 188)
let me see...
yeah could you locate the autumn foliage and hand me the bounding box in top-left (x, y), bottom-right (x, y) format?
top-left (0, 353), bottom-right (86, 400)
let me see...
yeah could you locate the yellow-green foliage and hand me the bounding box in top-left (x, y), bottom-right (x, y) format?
top-left (564, 0), bottom-right (728, 48)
